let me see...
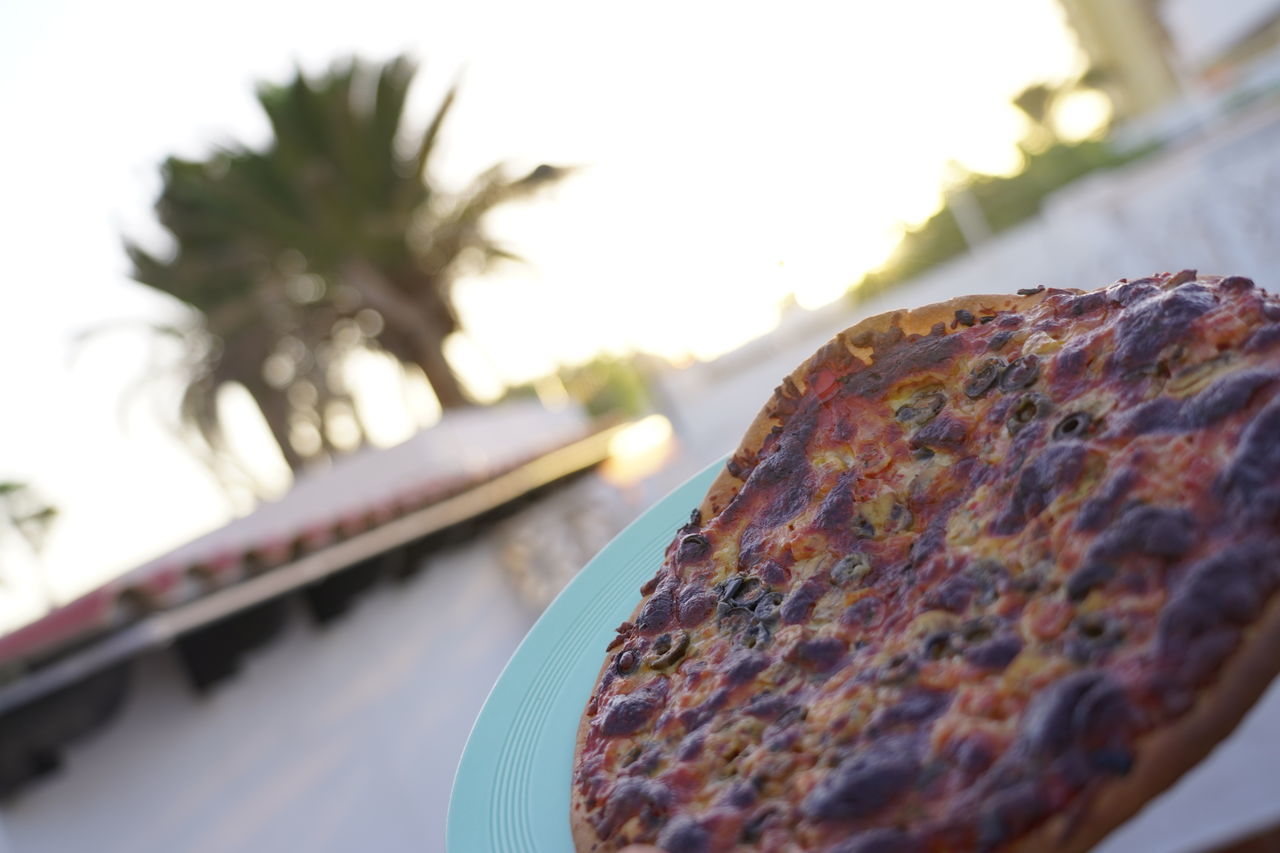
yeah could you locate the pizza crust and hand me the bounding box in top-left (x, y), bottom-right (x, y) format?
top-left (571, 725), bottom-right (599, 853)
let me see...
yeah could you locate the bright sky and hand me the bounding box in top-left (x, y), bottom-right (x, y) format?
top-left (0, 0), bottom-right (1087, 624)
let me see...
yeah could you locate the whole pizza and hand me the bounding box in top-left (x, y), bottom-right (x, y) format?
top-left (571, 271), bottom-right (1280, 852)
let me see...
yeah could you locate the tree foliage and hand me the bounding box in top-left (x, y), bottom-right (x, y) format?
top-left (851, 75), bottom-right (1150, 304)
top-left (0, 480), bottom-right (57, 557)
top-left (125, 56), bottom-right (568, 485)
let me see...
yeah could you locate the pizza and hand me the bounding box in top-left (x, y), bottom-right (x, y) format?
top-left (570, 271), bottom-right (1280, 852)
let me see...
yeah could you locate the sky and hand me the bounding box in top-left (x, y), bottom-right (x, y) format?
top-left (0, 0), bottom-right (1089, 624)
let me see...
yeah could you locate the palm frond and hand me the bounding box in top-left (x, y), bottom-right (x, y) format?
top-left (123, 54), bottom-right (571, 478)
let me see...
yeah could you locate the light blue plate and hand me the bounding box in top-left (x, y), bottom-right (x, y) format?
top-left (447, 459), bottom-right (724, 852)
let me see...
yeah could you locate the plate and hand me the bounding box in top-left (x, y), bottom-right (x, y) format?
top-left (447, 458), bottom-right (723, 852)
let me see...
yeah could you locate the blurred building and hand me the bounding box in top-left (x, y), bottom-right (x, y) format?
top-left (1161, 0), bottom-right (1280, 75)
top-left (1058, 0), bottom-right (1183, 122)
top-left (1060, 0), bottom-right (1280, 139)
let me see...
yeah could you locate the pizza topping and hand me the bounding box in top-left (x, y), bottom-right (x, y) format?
top-left (922, 574), bottom-right (974, 613)
top-left (877, 652), bottom-right (919, 686)
top-left (649, 631), bottom-right (691, 670)
top-left (872, 690), bottom-right (953, 735)
top-left (1087, 504), bottom-right (1196, 561)
top-left (752, 590), bottom-right (785, 622)
top-left (1123, 367), bottom-right (1275, 436)
top-left (791, 636), bottom-right (847, 671)
top-left (1244, 323), bottom-right (1280, 352)
top-left (977, 782), bottom-right (1050, 848)
top-left (1023, 598), bottom-right (1073, 641)
top-left (1165, 355), bottom-right (1231, 396)
top-left (828, 827), bottom-right (920, 853)
top-left (831, 552), bottom-right (873, 585)
top-left (802, 738), bottom-right (921, 821)
top-left (1075, 468), bottom-right (1137, 531)
top-left (965, 560), bottom-right (1007, 604)
top-left (717, 605), bottom-right (769, 649)
top-left (780, 578), bottom-right (827, 625)
top-left (680, 689), bottom-right (732, 733)
top-left (964, 357), bottom-right (1004, 398)
top-left (1183, 368), bottom-right (1275, 427)
top-left (1006, 393), bottom-right (1052, 436)
top-left (599, 683), bottom-right (667, 737)
top-left (1219, 396), bottom-right (1280, 507)
top-left (1158, 543), bottom-right (1280, 664)
top-left (678, 585), bottom-right (717, 627)
top-left (1051, 411), bottom-right (1093, 441)
top-left (1019, 670), bottom-right (1117, 758)
top-left (1051, 343), bottom-right (1093, 389)
top-left (1065, 613), bottom-right (1126, 665)
top-left (1064, 562), bottom-right (1114, 602)
top-left (638, 585), bottom-right (678, 633)
top-left (656, 814), bottom-right (710, 853)
top-left (912, 413), bottom-right (970, 450)
top-left (894, 388), bottom-right (947, 425)
top-left (993, 443), bottom-right (1086, 534)
top-left (724, 649), bottom-right (770, 685)
top-left (1110, 277), bottom-right (1161, 306)
top-left (595, 776), bottom-right (672, 836)
top-left (922, 630), bottom-right (954, 660)
top-left (965, 634), bottom-right (1023, 670)
top-left (1162, 269), bottom-right (1198, 289)
top-left (987, 330), bottom-right (1016, 352)
top-left (718, 574), bottom-right (767, 610)
top-left (1110, 284), bottom-right (1216, 374)
top-left (842, 595), bottom-right (885, 629)
top-left (679, 533), bottom-right (711, 561)
top-left (844, 332), bottom-right (962, 398)
top-left (615, 649), bottom-right (640, 674)
top-left (998, 355), bottom-right (1041, 391)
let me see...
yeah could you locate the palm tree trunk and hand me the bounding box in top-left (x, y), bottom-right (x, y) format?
top-left (415, 322), bottom-right (470, 409)
top-left (341, 259), bottom-right (474, 409)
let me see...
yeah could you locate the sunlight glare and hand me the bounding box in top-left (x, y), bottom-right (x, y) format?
top-left (343, 349), bottom-right (430, 447)
top-left (216, 382), bottom-right (293, 498)
top-left (444, 333), bottom-right (507, 403)
top-left (1054, 89), bottom-right (1114, 142)
top-left (602, 414), bottom-right (675, 485)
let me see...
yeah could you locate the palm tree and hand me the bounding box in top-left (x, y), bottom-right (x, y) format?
top-left (235, 55), bottom-right (567, 407)
top-left (126, 155), bottom-right (311, 473)
top-left (0, 481), bottom-right (57, 557)
top-left (0, 480), bottom-right (58, 608)
top-left (127, 56), bottom-right (567, 476)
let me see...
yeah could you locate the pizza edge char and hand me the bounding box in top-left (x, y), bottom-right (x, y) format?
top-left (571, 276), bottom-right (1280, 852)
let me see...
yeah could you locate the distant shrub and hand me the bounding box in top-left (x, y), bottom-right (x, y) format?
top-left (851, 139), bottom-right (1157, 303)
